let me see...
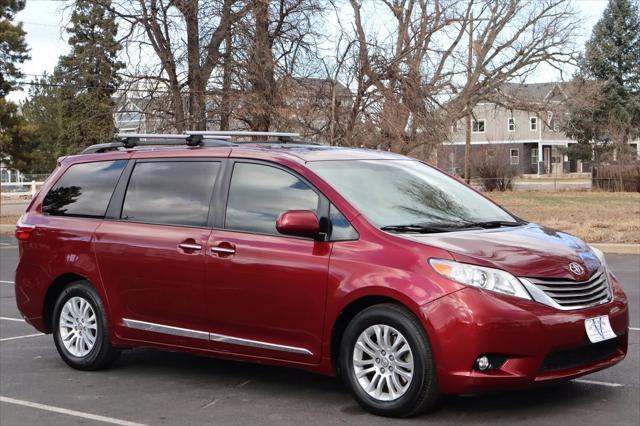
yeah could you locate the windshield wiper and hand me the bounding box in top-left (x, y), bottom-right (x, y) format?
top-left (457, 220), bottom-right (526, 229)
top-left (380, 223), bottom-right (468, 234)
top-left (381, 220), bottom-right (526, 234)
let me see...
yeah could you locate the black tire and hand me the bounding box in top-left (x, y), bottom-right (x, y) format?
top-left (339, 303), bottom-right (438, 417)
top-left (52, 280), bottom-right (120, 370)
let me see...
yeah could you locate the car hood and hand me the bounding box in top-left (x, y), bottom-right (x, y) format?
top-left (398, 223), bottom-right (601, 280)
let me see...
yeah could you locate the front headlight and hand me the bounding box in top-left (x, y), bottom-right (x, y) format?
top-left (429, 259), bottom-right (531, 300)
top-left (589, 245), bottom-right (608, 271)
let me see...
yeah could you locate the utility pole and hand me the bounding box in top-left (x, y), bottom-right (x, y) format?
top-left (464, 13), bottom-right (473, 184)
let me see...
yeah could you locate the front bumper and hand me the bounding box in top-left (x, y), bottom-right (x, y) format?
top-left (420, 274), bottom-right (628, 394)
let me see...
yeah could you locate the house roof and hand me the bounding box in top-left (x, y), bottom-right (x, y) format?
top-left (284, 76), bottom-right (353, 98)
top-left (498, 82), bottom-right (571, 103)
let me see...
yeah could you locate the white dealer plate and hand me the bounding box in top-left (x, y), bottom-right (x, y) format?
top-left (585, 315), bottom-right (616, 343)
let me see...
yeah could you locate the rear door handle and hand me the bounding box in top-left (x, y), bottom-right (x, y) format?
top-left (178, 242), bottom-right (202, 251)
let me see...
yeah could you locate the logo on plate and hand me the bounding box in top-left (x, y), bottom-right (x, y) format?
top-left (569, 262), bottom-right (585, 276)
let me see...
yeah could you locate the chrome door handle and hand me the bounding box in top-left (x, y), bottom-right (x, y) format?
top-left (178, 243), bottom-right (202, 251)
top-left (210, 247), bottom-right (236, 255)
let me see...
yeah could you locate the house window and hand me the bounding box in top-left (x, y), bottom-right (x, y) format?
top-left (507, 117), bottom-right (515, 132)
top-left (547, 111), bottom-right (559, 132)
top-left (530, 117), bottom-right (537, 131)
top-left (510, 148), bottom-right (520, 165)
top-left (531, 149), bottom-right (539, 165)
top-left (472, 119), bottom-right (485, 133)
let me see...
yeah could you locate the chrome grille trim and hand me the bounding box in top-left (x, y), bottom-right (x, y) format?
top-left (519, 268), bottom-right (611, 311)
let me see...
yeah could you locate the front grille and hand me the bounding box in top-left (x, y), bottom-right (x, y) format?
top-left (527, 268), bottom-right (610, 309)
top-left (541, 337), bottom-right (621, 372)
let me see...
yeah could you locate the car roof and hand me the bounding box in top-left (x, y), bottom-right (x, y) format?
top-left (61, 144), bottom-right (411, 166)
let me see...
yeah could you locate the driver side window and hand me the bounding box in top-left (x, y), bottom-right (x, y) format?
top-left (225, 163), bottom-right (319, 235)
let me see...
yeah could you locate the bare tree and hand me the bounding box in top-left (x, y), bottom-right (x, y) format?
top-left (101, 0), bottom-right (249, 131)
top-left (230, 0), bottom-right (325, 131)
top-left (338, 0), bottom-right (579, 157)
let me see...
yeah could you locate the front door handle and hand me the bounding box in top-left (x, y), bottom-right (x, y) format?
top-left (210, 242), bottom-right (236, 257)
top-left (210, 246), bottom-right (236, 255)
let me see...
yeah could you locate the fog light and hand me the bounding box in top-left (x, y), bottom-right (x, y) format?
top-left (476, 356), bottom-right (490, 371)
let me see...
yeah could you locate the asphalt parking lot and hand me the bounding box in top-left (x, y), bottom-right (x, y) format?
top-left (0, 236), bottom-right (638, 425)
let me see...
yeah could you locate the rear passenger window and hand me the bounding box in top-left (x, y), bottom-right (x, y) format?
top-left (121, 161), bottom-right (219, 227)
top-left (225, 163), bottom-right (319, 235)
top-left (43, 160), bottom-right (126, 218)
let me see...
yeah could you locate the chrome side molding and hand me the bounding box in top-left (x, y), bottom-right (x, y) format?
top-left (209, 333), bottom-right (313, 355)
top-left (123, 319), bottom-right (210, 340)
top-left (122, 318), bottom-right (313, 356)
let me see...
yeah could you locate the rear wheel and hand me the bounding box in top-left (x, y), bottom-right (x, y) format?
top-left (339, 304), bottom-right (438, 417)
top-left (52, 281), bottom-right (119, 370)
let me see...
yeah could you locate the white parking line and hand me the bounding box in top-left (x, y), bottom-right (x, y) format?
top-left (0, 316), bottom-right (24, 322)
top-left (0, 333), bottom-right (44, 342)
top-left (0, 396), bottom-right (147, 426)
top-left (574, 379), bottom-right (624, 387)
top-left (0, 280), bottom-right (14, 285)
top-left (630, 327), bottom-right (640, 331)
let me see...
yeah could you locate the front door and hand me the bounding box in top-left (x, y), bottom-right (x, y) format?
top-left (94, 160), bottom-right (221, 348)
top-left (205, 161), bottom-right (330, 363)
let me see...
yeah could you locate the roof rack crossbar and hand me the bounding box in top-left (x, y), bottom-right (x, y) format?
top-left (81, 133), bottom-right (234, 154)
top-left (185, 130), bottom-right (301, 142)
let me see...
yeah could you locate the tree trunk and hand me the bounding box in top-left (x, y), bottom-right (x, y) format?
top-left (249, 0), bottom-right (275, 132)
top-left (220, 29), bottom-right (233, 130)
top-left (182, 0), bottom-right (206, 130)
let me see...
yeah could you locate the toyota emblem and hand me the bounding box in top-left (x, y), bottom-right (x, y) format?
top-left (569, 262), bottom-right (584, 276)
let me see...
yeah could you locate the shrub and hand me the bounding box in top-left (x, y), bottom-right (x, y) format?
top-left (472, 146), bottom-right (519, 191)
top-left (592, 163), bottom-right (640, 192)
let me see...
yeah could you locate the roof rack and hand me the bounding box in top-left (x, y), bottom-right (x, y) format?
top-left (185, 130), bottom-right (301, 143)
top-left (81, 133), bottom-right (233, 154)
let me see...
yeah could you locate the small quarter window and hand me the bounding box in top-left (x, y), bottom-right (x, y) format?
top-left (121, 161), bottom-right (220, 227)
top-left (329, 204), bottom-right (358, 241)
top-left (508, 118), bottom-right (515, 132)
top-left (530, 117), bottom-right (538, 131)
top-left (43, 160), bottom-right (127, 218)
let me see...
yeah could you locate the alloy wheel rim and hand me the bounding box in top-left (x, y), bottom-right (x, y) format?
top-left (59, 296), bottom-right (98, 357)
top-left (352, 324), bottom-right (414, 401)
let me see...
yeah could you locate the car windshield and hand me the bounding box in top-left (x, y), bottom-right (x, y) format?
top-left (307, 159), bottom-right (518, 229)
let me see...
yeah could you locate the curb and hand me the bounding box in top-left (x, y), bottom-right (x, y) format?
top-left (0, 224), bottom-right (15, 234)
top-left (591, 244), bottom-right (640, 255)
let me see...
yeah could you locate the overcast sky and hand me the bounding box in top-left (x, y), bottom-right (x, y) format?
top-left (9, 0), bottom-right (610, 102)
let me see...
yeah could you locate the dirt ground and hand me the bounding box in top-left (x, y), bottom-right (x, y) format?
top-left (488, 191), bottom-right (640, 244)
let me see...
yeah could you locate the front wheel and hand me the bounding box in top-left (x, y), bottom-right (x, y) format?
top-left (339, 304), bottom-right (438, 417)
top-left (52, 280), bottom-right (119, 370)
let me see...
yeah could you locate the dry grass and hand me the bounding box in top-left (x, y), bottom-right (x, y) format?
top-left (0, 215), bottom-right (21, 225)
top-left (488, 191), bottom-right (640, 244)
top-left (2, 192), bottom-right (639, 243)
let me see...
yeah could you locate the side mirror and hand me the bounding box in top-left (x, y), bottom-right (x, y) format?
top-left (276, 210), bottom-right (320, 239)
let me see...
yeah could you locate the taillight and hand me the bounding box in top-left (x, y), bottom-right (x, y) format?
top-left (15, 225), bottom-right (35, 241)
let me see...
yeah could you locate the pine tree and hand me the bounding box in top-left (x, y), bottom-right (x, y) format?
top-left (565, 0), bottom-right (640, 160)
top-left (56, 0), bottom-right (123, 151)
top-left (20, 73), bottom-right (65, 173)
top-left (0, 0), bottom-right (33, 172)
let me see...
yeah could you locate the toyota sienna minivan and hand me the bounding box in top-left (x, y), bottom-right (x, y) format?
top-left (14, 132), bottom-right (628, 417)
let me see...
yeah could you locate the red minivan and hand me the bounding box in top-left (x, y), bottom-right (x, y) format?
top-left (15, 132), bottom-right (628, 417)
